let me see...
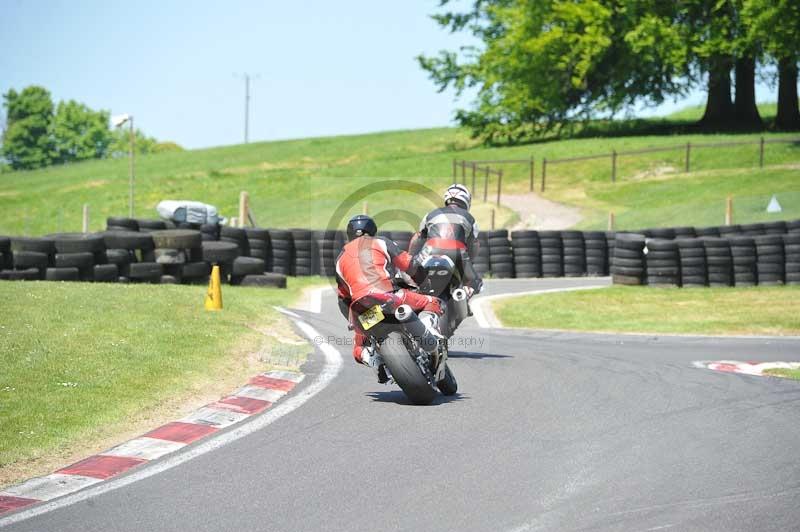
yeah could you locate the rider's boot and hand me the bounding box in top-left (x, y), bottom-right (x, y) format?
top-left (360, 345), bottom-right (390, 384)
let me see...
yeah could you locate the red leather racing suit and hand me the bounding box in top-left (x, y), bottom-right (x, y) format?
top-left (335, 235), bottom-right (442, 363)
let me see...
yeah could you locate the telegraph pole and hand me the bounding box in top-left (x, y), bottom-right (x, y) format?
top-left (244, 74), bottom-right (250, 144)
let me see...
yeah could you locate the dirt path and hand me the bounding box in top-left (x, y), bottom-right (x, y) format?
top-left (503, 193), bottom-right (583, 230)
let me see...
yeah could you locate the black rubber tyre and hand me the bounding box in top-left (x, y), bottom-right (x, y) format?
top-left (13, 251), bottom-right (49, 269)
top-left (3, 267), bottom-right (42, 280)
top-left (101, 231), bottom-right (154, 251)
top-left (612, 274), bottom-right (642, 285)
top-left (436, 364), bottom-right (458, 395)
top-left (613, 248), bottom-right (646, 260)
top-left (106, 249), bottom-right (134, 265)
top-left (611, 257), bottom-right (643, 268)
top-left (54, 252), bottom-right (94, 269)
top-left (93, 263), bottom-right (119, 282)
top-left (181, 261), bottom-right (211, 279)
top-left (380, 332), bottom-right (437, 405)
top-left (160, 275), bottom-right (180, 284)
top-left (202, 241), bottom-right (240, 263)
top-left (233, 256), bottom-right (265, 276)
top-left (154, 248), bottom-right (186, 264)
top-left (45, 267), bottom-right (80, 281)
top-left (151, 229), bottom-right (203, 250)
top-left (45, 233), bottom-right (105, 254)
top-left (239, 273), bottom-right (288, 288)
top-left (128, 262), bottom-right (163, 280)
top-left (611, 266), bottom-right (645, 276)
top-left (11, 237), bottom-right (56, 254)
top-left (107, 217), bottom-right (139, 231)
top-left (757, 263), bottom-right (785, 274)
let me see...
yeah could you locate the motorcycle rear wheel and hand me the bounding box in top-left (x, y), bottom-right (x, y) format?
top-left (381, 332), bottom-right (437, 405)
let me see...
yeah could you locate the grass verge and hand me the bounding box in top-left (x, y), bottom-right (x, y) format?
top-left (763, 368), bottom-right (800, 380)
top-left (0, 277), bottom-right (327, 488)
top-left (493, 285), bottom-right (800, 336)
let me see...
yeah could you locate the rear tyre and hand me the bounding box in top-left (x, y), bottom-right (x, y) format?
top-left (436, 364), bottom-right (458, 396)
top-left (380, 332), bottom-right (436, 405)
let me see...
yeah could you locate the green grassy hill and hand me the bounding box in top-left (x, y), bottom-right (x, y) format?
top-left (1, 106), bottom-right (798, 236)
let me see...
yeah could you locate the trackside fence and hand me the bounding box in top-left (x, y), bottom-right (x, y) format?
top-left (453, 136), bottom-right (800, 197)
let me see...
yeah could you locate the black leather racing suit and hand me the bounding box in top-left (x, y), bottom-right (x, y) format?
top-left (409, 204), bottom-right (483, 293)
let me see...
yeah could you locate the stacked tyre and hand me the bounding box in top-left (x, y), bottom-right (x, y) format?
top-left (244, 228), bottom-right (271, 265)
top-left (486, 230), bottom-right (513, 278)
top-left (718, 225), bottom-right (741, 238)
top-left (136, 219), bottom-right (168, 233)
top-left (0, 236), bottom-right (11, 271)
top-left (610, 233), bottom-right (645, 285)
top-left (473, 232), bottom-right (490, 276)
top-left (106, 217), bottom-right (139, 232)
top-left (784, 233), bottom-right (800, 285)
top-left (677, 238), bottom-right (707, 287)
top-left (673, 226), bottom-right (696, 239)
top-left (764, 221), bottom-right (787, 235)
top-left (703, 238), bottom-right (733, 287)
top-left (645, 239), bottom-right (680, 287)
top-left (268, 230), bottom-right (295, 275)
top-left (755, 234), bottom-right (785, 285)
top-left (740, 223), bottom-right (764, 236)
top-left (200, 224), bottom-right (220, 241)
top-left (584, 231), bottom-right (608, 276)
top-left (510, 230), bottom-right (541, 278)
top-left (47, 233), bottom-right (110, 282)
top-left (695, 227), bottom-right (720, 238)
top-left (561, 230), bottom-right (586, 277)
top-left (539, 231), bottom-right (563, 278)
top-left (645, 228), bottom-right (676, 240)
top-left (789, 220), bottom-right (800, 234)
top-left (291, 229), bottom-right (316, 276)
top-left (201, 241), bottom-right (240, 283)
top-left (729, 236), bottom-right (757, 287)
top-left (8, 237), bottom-right (55, 280)
top-left (101, 231), bottom-right (160, 283)
top-left (150, 229), bottom-right (206, 284)
top-left (315, 230), bottom-right (340, 277)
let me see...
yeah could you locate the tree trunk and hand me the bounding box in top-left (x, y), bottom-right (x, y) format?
top-left (734, 56), bottom-right (762, 128)
top-left (775, 56), bottom-right (800, 130)
top-left (700, 58), bottom-right (734, 129)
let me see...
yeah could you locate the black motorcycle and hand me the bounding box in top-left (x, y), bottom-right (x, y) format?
top-left (353, 286), bottom-right (459, 405)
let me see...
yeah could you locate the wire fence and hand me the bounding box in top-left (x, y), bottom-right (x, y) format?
top-left (454, 136), bottom-right (800, 204)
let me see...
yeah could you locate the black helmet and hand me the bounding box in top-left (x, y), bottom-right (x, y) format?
top-left (346, 214), bottom-right (377, 240)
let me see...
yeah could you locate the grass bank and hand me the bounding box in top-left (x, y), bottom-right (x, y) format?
top-left (764, 368), bottom-right (800, 380)
top-left (1, 105), bottom-right (797, 236)
top-left (0, 277), bottom-right (326, 488)
top-left (493, 285), bottom-right (800, 336)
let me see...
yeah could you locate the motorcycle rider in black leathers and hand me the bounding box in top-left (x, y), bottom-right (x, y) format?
top-left (409, 183), bottom-right (483, 295)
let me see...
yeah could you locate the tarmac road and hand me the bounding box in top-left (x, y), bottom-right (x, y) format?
top-left (4, 279), bottom-right (800, 531)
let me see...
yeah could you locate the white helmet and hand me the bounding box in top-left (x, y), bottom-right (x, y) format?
top-left (443, 183), bottom-right (472, 210)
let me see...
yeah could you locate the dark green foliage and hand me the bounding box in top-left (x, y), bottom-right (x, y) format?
top-left (51, 100), bottom-right (114, 163)
top-left (2, 86), bottom-right (55, 169)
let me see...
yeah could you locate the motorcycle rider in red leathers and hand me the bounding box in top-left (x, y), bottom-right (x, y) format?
top-left (409, 183), bottom-right (483, 296)
top-left (336, 215), bottom-right (443, 381)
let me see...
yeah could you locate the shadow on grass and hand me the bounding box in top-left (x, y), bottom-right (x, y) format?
top-left (365, 390), bottom-right (467, 406)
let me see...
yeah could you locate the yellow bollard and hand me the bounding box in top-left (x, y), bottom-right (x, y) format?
top-left (204, 265), bottom-right (223, 311)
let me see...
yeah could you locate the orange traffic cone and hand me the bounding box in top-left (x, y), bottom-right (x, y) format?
top-left (204, 265), bottom-right (223, 311)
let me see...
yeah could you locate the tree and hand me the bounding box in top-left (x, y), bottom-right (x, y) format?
top-left (419, 1), bottom-right (692, 141)
top-left (1, 86), bottom-right (55, 169)
top-left (743, 0), bottom-right (800, 130)
top-left (51, 100), bottom-right (113, 163)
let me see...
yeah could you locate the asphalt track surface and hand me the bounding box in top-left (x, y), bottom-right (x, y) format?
top-left (4, 279), bottom-right (800, 531)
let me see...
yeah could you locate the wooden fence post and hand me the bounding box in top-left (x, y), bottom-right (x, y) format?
top-left (491, 209), bottom-right (496, 230)
top-left (685, 142), bottom-right (691, 173)
top-left (238, 191), bottom-right (249, 228)
top-left (759, 137), bottom-right (765, 168)
top-left (483, 167), bottom-right (489, 202)
top-left (541, 158), bottom-right (547, 192)
top-left (471, 163), bottom-right (476, 192)
top-left (363, 201), bottom-right (369, 215)
top-left (611, 150), bottom-right (617, 183)
top-left (608, 212), bottom-right (615, 231)
top-left (82, 204), bottom-right (89, 233)
top-left (461, 160), bottom-right (466, 179)
top-left (529, 157), bottom-right (534, 192)
top-left (452, 159), bottom-right (456, 179)
top-left (725, 195), bottom-right (733, 225)
top-left (496, 170), bottom-right (503, 206)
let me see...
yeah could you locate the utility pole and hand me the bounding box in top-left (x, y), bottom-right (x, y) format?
top-left (244, 73), bottom-right (250, 144)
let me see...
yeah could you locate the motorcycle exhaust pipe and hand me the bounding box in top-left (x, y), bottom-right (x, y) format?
top-left (394, 305), bottom-right (438, 353)
top-left (450, 288), bottom-right (469, 322)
